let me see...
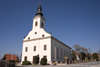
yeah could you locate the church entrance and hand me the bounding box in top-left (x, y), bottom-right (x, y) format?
top-left (33, 56), bottom-right (36, 64)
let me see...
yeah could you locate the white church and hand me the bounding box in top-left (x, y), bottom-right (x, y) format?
top-left (21, 4), bottom-right (72, 64)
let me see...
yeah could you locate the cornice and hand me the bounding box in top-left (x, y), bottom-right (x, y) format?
top-left (23, 36), bottom-right (71, 49)
top-left (33, 15), bottom-right (46, 21)
top-left (22, 36), bottom-right (51, 42)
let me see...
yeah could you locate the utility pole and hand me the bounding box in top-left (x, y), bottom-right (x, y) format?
top-left (89, 48), bottom-right (91, 54)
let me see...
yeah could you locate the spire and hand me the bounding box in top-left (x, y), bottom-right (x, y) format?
top-left (36, 1), bottom-right (43, 16)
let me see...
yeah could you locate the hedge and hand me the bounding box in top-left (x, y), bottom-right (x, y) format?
top-left (22, 61), bottom-right (31, 65)
top-left (40, 58), bottom-right (47, 65)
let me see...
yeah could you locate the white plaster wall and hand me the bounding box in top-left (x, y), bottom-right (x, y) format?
top-left (39, 38), bottom-right (51, 62)
top-left (51, 38), bottom-right (72, 61)
top-left (22, 15), bottom-right (72, 64)
top-left (24, 16), bottom-right (51, 41)
top-left (22, 15), bottom-right (52, 64)
top-left (22, 38), bottom-right (51, 63)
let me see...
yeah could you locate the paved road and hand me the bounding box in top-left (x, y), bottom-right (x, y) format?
top-left (16, 62), bottom-right (100, 67)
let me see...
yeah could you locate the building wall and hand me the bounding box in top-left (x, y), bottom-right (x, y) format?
top-left (22, 37), bottom-right (51, 63)
top-left (51, 38), bottom-right (72, 62)
top-left (24, 16), bottom-right (50, 41)
top-left (21, 15), bottom-right (72, 64)
top-left (22, 15), bottom-right (51, 64)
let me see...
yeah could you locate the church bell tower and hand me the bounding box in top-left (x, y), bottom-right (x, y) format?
top-left (32, 3), bottom-right (45, 30)
top-left (23, 3), bottom-right (50, 41)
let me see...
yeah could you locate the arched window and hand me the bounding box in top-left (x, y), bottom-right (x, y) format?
top-left (57, 47), bottom-right (59, 59)
top-left (41, 22), bottom-right (43, 28)
top-left (35, 22), bottom-right (38, 26)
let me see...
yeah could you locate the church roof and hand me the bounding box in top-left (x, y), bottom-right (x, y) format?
top-left (52, 36), bottom-right (72, 49)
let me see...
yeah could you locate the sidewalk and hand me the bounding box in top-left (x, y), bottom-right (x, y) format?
top-left (91, 64), bottom-right (100, 67)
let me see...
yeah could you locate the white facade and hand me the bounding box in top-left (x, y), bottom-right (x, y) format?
top-left (21, 5), bottom-right (72, 64)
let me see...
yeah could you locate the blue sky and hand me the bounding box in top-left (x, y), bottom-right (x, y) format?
top-left (0, 0), bottom-right (100, 59)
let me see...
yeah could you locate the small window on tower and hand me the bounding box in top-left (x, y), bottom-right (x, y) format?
top-left (25, 47), bottom-right (28, 52)
top-left (28, 37), bottom-right (30, 40)
top-left (42, 34), bottom-right (44, 37)
top-left (35, 22), bottom-right (38, 26)
top-left (35, 32), bottom-right (37, 34)
top-left (41, 22), bottom-right (43, 28)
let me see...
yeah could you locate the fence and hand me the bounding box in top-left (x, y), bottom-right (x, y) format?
top-left (52, 59), bottom-right (96, 65)
top-left (0, 63), bottom-right (15, 67)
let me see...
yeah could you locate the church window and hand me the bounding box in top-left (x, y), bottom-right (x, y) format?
top-left (24, 56), bottom-right (27, 61)
top-left (35, 22), bottom-right (38, 26)
top-left (42, 34), bottom-right (44, 37)
top-left (57, 47), bottom-right (59, 59)
top-left (66, 50), bottom-right (67, 56)
top-left (35, 32), bottom-right (37, 34)
top-left (64, 50), bottom-right (66, 56)
top-left (28, 37), bottom-right (30, 40)
top-left (43, 56), bottom-right (47, 58)
top-left (25, 47), bottom-right (28, 52)
top-left (67, 51), bottom-right (68, 57)
top-left (41, 22), bottom-right (43, 28)
top-left (34, 46), bottom-right (36, 51)
top-left (44, 45), bottom-right (46, 50)
top-left (61, 49), bottom-right (62, 56)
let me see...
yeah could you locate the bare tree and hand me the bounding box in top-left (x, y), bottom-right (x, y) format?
top-left (73, 44), bottom-right (81, 52)
top-left (81, 47), bottom-right (88, 53)
top-left (73, 44), bottom-right (82, 60)
top-left (80, 47), bottom-right (89, 60)
top-left (73, 44), bottom-right (88, 60)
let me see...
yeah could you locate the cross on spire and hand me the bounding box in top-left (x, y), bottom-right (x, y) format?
top-left (39, 1), bottom-right (41, 6)
top-left (36, 1), bottom-right (43, 16)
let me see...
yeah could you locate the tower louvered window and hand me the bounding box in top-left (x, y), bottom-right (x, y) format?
top-left (41, 22), bottom-right (43, 28)
top-left (35, 22), bottom-right (38, 26)
top-left (25, 47), bottom-right (28, 52)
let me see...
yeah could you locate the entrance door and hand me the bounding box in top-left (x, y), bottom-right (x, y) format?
top-left (33, 56), bottom-right (36, 64)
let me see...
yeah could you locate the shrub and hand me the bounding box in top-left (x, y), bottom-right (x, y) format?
top-left (93, 53), bottom-right (99, 61)
top-left (40, 58), bottom-right (47, 65)
top-left (81, 52), bottom-right (86, 60)
top-left (22, 61), bottom-right (31, 65)
top-left (71, 50), bottom-right (76, 60)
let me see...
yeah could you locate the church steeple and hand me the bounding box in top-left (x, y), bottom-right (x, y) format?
top-left (36, 2), bottom-right (43, 16)
top-left (33, 2), bottom-right (45, 30)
